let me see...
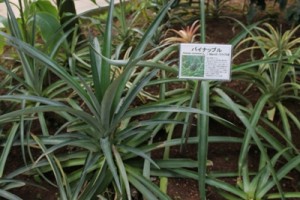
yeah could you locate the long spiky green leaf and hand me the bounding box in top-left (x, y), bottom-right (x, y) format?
top-left (110, 0), bottom-right (175, 121)
top-left (100, 0), bottom-right (115, 98)
top-left (100, 137), bottom-right (122, 194)
top-left (214, 88), bottom-right (285, 199)
top-left (31, 134), bottom-right (69, 200)
top-left (0, 123), bottom-right (19, 177)
top-left (0, 31), bottom-right (99, 116)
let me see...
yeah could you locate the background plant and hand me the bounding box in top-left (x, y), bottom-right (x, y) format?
top-left (208, 0), bottom-right (230, 18)
top-left (285, 0), bottom-right (300, 25)
top-left (0, 0), bottom-right (77, 175)
top-left (210, 87), bottom-right (300, 199)
top-left (246, 0), bottom-right (288, 22)
top-left (208, 17), bottom-right (300, 199)
top-left (234, 22), bottom-right (300, 143)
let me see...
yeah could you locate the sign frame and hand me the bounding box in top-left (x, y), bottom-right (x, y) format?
top-left (179, 43), bottom-right (232, 81)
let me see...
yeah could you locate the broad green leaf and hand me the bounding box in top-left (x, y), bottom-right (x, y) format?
top-left (30, 12), bottom-right (62, 50)
top-left (30, 0), bottom-right (59, 18)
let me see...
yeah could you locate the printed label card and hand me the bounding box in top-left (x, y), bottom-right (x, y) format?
top-left (179, 43), bottom-right (232, 80)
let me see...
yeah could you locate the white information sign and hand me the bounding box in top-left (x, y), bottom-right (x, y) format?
top-left (179, 43), bottom-right (232, 81)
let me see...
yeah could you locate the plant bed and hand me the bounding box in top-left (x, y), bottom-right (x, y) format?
top-left (1, 0), bottom-right (300, 199)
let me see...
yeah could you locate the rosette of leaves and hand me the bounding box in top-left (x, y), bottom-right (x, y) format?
top-left (233, 22), bottom-right (300, 150)
top-left (203, 88), bottom-right (300, 199)
top-left (0, 0), bottom-right (76, 162)
top-left (234, 22), bottom-right (300, 63)
top-left (161, 20), bottom-right (200, 44)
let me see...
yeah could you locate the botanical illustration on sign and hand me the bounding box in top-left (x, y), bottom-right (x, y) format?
top-left (181, 54), bottom-right (205, 77)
